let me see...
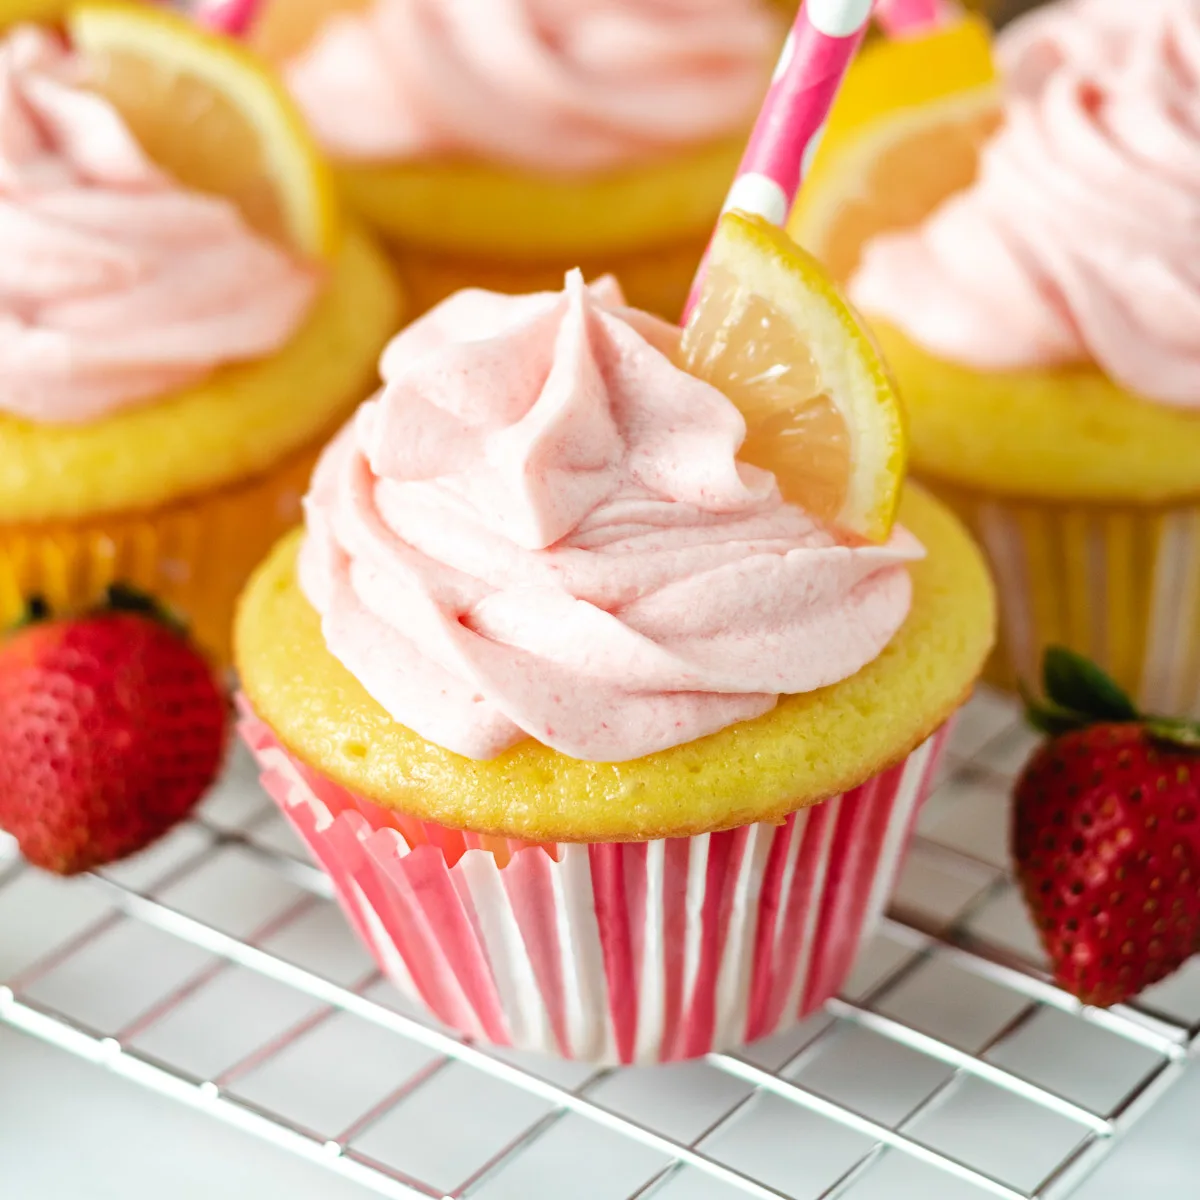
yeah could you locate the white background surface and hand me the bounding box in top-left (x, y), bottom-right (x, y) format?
top-left (2, 698), bottom-right (1198, 1199)
top-left (1, 1027), bottom-right (1197, 1199)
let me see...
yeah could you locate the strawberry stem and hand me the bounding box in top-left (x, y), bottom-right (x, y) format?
top-left (103, 585), bottom-right (187, 637)
top-left (7, 586), bottom-right (189, 638)
top-left (1145, 719), bottom-right (1200, 751)
top-left (1042, 647), bottom-right (1139, 721)
top-left (105, 583), bottom-right (164, 618)
top-left (1024, 646), bottom-right (1200, 750)
top-left (1019, 679), bottom-right (1089, 737)
top-left (10, 596), bottom-right (50, 631)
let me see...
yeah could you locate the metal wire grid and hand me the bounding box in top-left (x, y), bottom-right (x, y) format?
top-left (1, 689), bottom-right (1197, 1200)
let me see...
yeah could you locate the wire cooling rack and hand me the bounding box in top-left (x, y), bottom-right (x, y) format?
top-left (1, 687), bottom-right (1197, 1200)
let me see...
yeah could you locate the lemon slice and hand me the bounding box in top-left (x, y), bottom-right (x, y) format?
top-left (682, 211), bottom-right (906, 544)
top-left (70, 0), bottom-right (339, 259)
top-left (789, 16), bottom-right (998, 284)
top-left (247, 0), bottom-right (373, 64)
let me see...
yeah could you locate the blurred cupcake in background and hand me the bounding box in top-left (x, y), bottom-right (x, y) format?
top-left (0, 3), bottom-right (402, 661)
top-left (241, 0), bottom-right (785, 318)
top-left (792, 0), bottom-right (1200, 715)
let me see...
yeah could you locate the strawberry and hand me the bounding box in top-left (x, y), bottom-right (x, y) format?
top-left (0, 587), bottom-right (229, 875)
top-left (1014, 648), bottom-right (1200, 1008)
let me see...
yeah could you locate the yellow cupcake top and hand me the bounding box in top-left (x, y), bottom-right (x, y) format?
top-left (872, 322), bottom-right (1200, 504)
top-left (338, 136), bottom-right (746, 260)
top-left (0, 226), bottom-right (401, 523)
top-left (236, 485), bottom-right (995, 842)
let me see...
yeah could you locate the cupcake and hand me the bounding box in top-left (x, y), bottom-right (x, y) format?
top-left (0, 5), bottom-right (403, 661)
top-left (792, 0), bottom-right (1200, 715)
top-left (245, 0), bottom-right (784, 319)
top-left (236, 214), bottom-right (994, 1062)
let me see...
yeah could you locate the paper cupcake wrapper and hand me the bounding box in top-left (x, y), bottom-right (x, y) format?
top-left (924, 479), bottom-right (1200, 716)
top-left (0, 442), bottom-right (321, 665)
top-left (241, 705), bottom-right (950, 1063)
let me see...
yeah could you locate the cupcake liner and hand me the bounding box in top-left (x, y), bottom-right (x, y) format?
top-left (386, 236), bottom-right (709, 322)
top-left (0, 440), bottom-right (322, 664)
top-left (241, 704), bottom-right (950, 1063)
top-left (924, 478), bottom-right (1200, 716)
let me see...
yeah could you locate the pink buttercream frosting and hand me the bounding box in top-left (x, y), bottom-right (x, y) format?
top-left (0, 25), bottom-right (318, 425)
top-left (299, 274), bottom-right (921, 763)
top-left (851, 0), bottom-right (1200, 409)
top-left (284, 0), bottom-right (780, 173)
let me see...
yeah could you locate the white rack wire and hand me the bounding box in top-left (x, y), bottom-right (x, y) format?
top-left (1, 687), bottom-right (1197, 1200)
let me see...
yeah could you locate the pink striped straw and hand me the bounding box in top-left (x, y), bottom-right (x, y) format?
top-left (682, 0), bottom-right (874, 320)
top-left (875, 0), bottom-right (962, 37)
top-left (192, 0), bottom-right (259, 35)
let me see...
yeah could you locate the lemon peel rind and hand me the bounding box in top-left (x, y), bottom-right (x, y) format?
top-left (70, 0), bottom-right (340, 259)
top-left (709, 211), bottom-right (906, 544)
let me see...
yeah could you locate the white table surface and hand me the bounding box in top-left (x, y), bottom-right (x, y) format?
top-left (1, 1026), bottom-right (1196, 1199)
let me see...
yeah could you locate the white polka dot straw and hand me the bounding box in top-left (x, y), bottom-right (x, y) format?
top-left (191, 0), bottom-right (260, 35)
top-left (805, 0), bottom-right (874, 37)
top-left (722, 174), bottom-right (790, 226)
top-left (683, 0), bottom-right (873, 320)
top-left (727, 0), bottom-right (874, 222)
top-left (875, 0), bottom-right (962, 38)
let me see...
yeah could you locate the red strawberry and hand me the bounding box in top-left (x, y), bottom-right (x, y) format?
top-left (0, 588), bottom-right (229, 875)
top-left (1014, 648), bottom-right (1200, 1007)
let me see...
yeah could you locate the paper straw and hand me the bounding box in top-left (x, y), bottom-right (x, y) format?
top-left (682, 0), bottom-right (874, 319)
top-left (875, 0), bottom-right (962, 36)
top-left (192, 0), bottom-right (258, 35)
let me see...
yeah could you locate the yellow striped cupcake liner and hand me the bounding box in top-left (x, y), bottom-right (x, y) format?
top-left (923, 478), bottom-right (1200, 716)
top-left (0, 438), bottom-right (324, 665)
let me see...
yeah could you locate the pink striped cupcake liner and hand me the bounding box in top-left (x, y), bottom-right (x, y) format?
top-left (241, 707), bottom-right (950, 1064)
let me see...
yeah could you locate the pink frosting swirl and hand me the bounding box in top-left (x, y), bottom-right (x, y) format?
top-left (300, 274), bottom-right (921, 763)
top-left (0, 26), bottom-right (318, 425)
top-left (284, 0), bottom-right (780, 173)
top-left (851, 0), bottom-right (1200, 409)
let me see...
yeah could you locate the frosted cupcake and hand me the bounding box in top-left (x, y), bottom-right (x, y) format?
top-left (0, 7), bottom-right (402, 661)
top-left (237, 217), bottom-right (994, 1062)
top-left (247, 0), bottom-right (782, 319)
top-left (794, 0), bottom-right (1200, 714)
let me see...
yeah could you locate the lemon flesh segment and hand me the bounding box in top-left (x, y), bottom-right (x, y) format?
top-left (683, 211), bottom-right (906, 545)
top-left (69, 1), bottom-right (340, 260)
top-left (249, 0), bottom-right (375, 66)
top-left (816, 15), bottom-right (994, 143)
top-left (790, 16), bottom-right (998, 278)
top-left (792, 87), bottom-right (1000, 285)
